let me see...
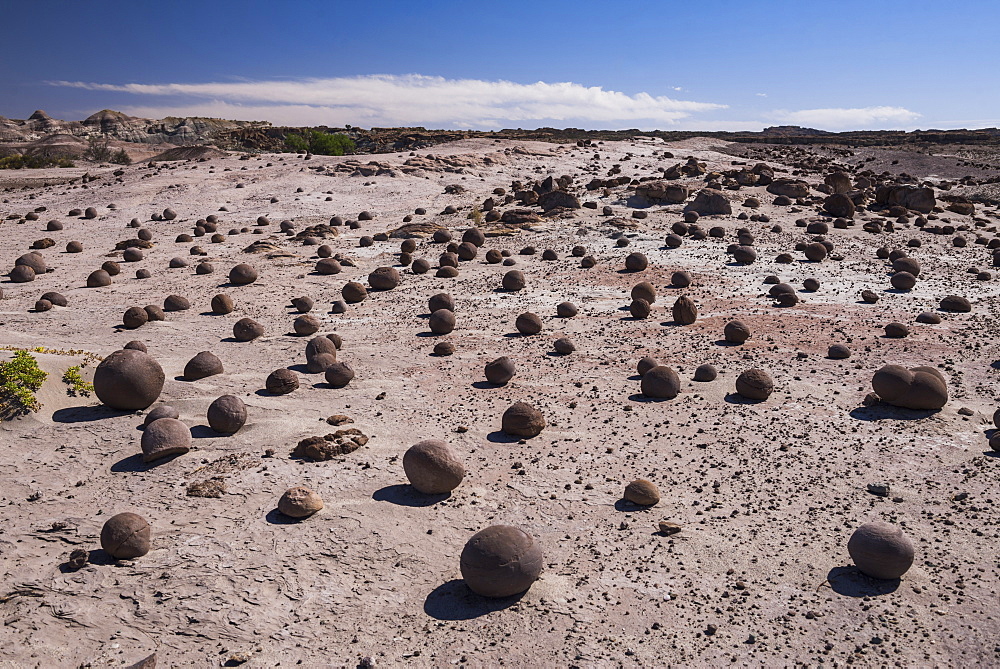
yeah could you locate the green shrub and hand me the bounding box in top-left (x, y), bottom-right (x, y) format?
top-left (62, 365), bottom-right (93, 397)
top-left (0, 351), bottom-right (47, 416)
top-left (83, 135), bottom-right (113, 162)
top-left (284, 130), bottom-right (354, 156)
top-left (110, 148), bottom-right (132, 165)
top-left (0, 154), bottom-right (74, 169)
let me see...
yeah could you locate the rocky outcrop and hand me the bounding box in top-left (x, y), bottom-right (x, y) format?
top-left (874, 185), bottom-right (936, 213)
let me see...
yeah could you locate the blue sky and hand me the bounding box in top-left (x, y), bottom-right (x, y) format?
top-left (2, 0), bottom-right (997, 131)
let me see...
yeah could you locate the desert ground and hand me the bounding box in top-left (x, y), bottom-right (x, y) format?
top-left (0, 136), bottom-right (998, 668)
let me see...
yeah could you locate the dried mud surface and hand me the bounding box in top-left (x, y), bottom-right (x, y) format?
top-left (1, 138), bottom-right (999, 668)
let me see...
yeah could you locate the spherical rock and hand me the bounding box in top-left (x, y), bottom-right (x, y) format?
top-left (144, 305), bottom-right (165, 322)
top-left (122, 306), bottom-right (148, 329)
top-left (637, 357), bottom-right (659, 377)
top-left (804, 242), bottom-right (828, 262)
top-left (433, 341), bottom-right (455, 356)
top-left (233, 318), bottom-right (264, 341)
top-left (553, 337), bottom-right (575, 354)
top-left (723, 320), bottom-right (751, 344)
top-left (291, 296), bottom-right (314, 313)
top-left (671, 271), bottom-right (692, 288)
top-left (265, 368), bottom-right (299, 395)
top-left (892, 257), bottom-right (921, 276)
top-left (41, 291), bottom-right (67, 307)
top-left (140, 417), bottom-right (191, 462)
top-left (457, 242), bottom-right (478, 261)
top-left (211, 294), bottom-right (234, 314)
top-left (515, 312), bottom-right (543, 335)
top-left (641, 365), bottom-right (681, 399)
top-left (828, 344), bottom-right (851, 359)
top-left (736, 368), bottom-right (773, 401)
top-left (732, 246), bottom-right (757, 265)
top-left (502, 270), bottom-right (525, 291)
top-left (316, 258), bottom-right (342, 274)
top-left (624, 479), bottom-right (660, 506)
top-left (624, 252), bottom-right (648, 272)
top-left (278, 487), bottom-right (324, 519)
top-left (428, 293), bottom-right (455, 313)
top-left (122, 247), bottom-right (143, 262)
top-left (460, 525), bottom-right (543, 598)
top-left (342, 282), bottom-right (367, 303)
top-left (672, 296), bottom-right (698, 325)
top-left (102, 261), bottom-right (120, 276)
top-left (33, 299), bottom-right (52, 312)
top-left (501, 402), bottom-right (545, 438)
top-left (916, 312), bottom-right (942, 324)
top-left (184, 351), bottom-right (223, 380)
top-left (293, 315), bottom-right (321, 336)
top-left (403, 439), bottom-right (465, 494)
top-left (890, 272), bottom-right (917, 291)
top-left (207, 395), bottom-right (247, 434)
top-left (369, 266), bottom-right (400, 290)
top-left (143, 405), bottom-right (179, 426)
top-left (629, 299), bottom-right (651, 319)
top-left (861, 290), bottom-right (879, 304)
top-left (163, 294), bottom-right (190, 311)
top-left (306, 336), bottom-right (338, 373)
top-left (871, 365), bottom-right (948, 410)
top-left (556, 302), bottom-right (578, 318)
top-left (884, 322), bottom-right (909, 338)
top-left (123, 340), bottom-right (147, 352)
top-left (66, 241), bottom-right (83, 253)
top-left (848, 522), bottom-right (915, 580)
top-left (429, 308), bottom-right (457, 335)
top-left (631, 281), bottom-right (656, 304)
top-left (86, 269), bottom-right (111, 287)
top-left (228, 263), bottom-right (257, 285)
top-left (324, 361), bottom-right (355, 387)
top-left (100, 512), bottom-right (151, 559)
top-left (693, 363), bottom-right (718, 382)
top-left (94, 349), bottom-right (164, 410)
top-left (485, 357), bottom-right (516, 385)
top-left (939, 295), bottom-right (971, 312)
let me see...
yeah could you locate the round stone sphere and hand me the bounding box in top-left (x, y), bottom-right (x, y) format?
top-left (278, 486), bottom-right (324, 519)
top-left (624, 479), bottom-right (660, 506)
top-left (163, 294), bottom-right (190, 311)
top-left (828, 344), bottom-right (851, 359)
top-left (143, 405), bottom-right (179, 427)
top-left (460, 525), bottom-right (543, 598)
top-left (884, 322), bottom-right (909, 338)
top-left (291, 296), bottom-right (314, 313)
top-left (324, 361), bottom-right (355, 387)
top-left (316, 258), bottom-right (342, 275)
top-left (637, 357), bottom-right (659, 377)
top-left (122, 306), bottom-right (148, 329)
top-left (293, 315), bottom-right (321, 336)
top-left (100, 512), bottom-right (151, 560)
top-left (403, 439), bottom-right (466, 494)
top-left (847, 521), bottom-right (915, 580)
top-left (515, 312), bottom-right (543, 335)
top-left (939, 295), bottom-right (971, 313)
top-left (184, 351), bottom-right (223, 380)
top-left (411, 258), bottom-right (431, 274)
top-left (890, 271), bottom-right (916, 291)
top-left (429, 309), bottom-right (456, 334)
top-left (101, 261), bottom-right (121, 276)
top-left (433, 341), bottom-right (455, 356)
top-left (804, 242), bottom-right (828, 261)
top-left (207, 395), bottom-right (247, 434)
top-left (123, 340), bottom-right (147, 352)
top-left (265, 368), bottom-right (299, 395)
top-left (629, 299), bottom-right (651, 319)
top-left (641, 365), bottom-right (681, 399)
top-left (342, 281), bottom-right (367, 303)
top-left (693, 363), bottom-right (718, 382)
top-left (631, 281), bottom-right (656, 305)
top-left (736, 368), bottom-right (773, 401)
top-left (624, 252), bottom-right (648, 272)
top-left (556, 302), bottom-right (578, 318)
top-left (502, 270), bottom-right (525, 291)
top-left (211, 294), bottom-right (234, 314)
top-left (94, 349), bottom-right (165, 410)
top-left (428, 293), bottom-right (455, 313)
top-left (87, 269), bottom-right (111, 287)
top-left (229, 263), bottom-right (257, 285)
top-left (671, 271), bottom-right (692, 288)
top-left (485, 356), bottom-right (516, 385)
top-left (553, 337), bottom-right (575, 355)
top-left (233, 318), bottom-right (264, 341)
top-left (672, 295), bottom-right (698, 325)
top-left (501, 402), bottom-right (545, 438)
top-left (369, 266), bottom-right (400, 290)
top-left (723, 320), bottom-right (751, 344)
top-left (140, 417), bottom-right (191, 462)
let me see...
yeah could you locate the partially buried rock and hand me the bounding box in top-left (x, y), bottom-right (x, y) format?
top-left (916, 312), bottom-right (942, 324)
top-left (265, 368), bottom-right (299, 395)
top-left (672, 295), bottom-right (698, 325)
top-left (871, 364), bottom-right (948, 410)
top-left (637, 357), bottom-right (659, 376)
top-left (233, 318), bottom-right (264, 341)
top-left (229, 263), bottom-right (257, 285)
top-left (87, 269), bottom-right (111, 287)
top-left (723, 320), bottom-right (751, 344)
top-left (278, 487), bottom-right (324, 519)
top-left (553, 337), bottom-right (575, 354)
top-left (163, 294), bottom-right (190, 311)
top-left (122, 306), bottom-right (148, 329)
top-left (143, 405), bottom-right (179, 427)
top-left (502, 270), bottom-right (525, 291)
top-left (939, 295), bottom-right (971, 312)
top-left (629, 298), bottom-right (651, 319)
top-left (184, 351), bottom-right (223, 380)
top-left (501, 402), bottom-right (545, 438)
top-left (631, 281), bottom-right (656, 304)
top-left (847, 521), bottom-right (915, 580)
top-left (403, 439), bottom-right (465, 494)
top-left (624, 479), bottom-right (660, 506)
top-left (369, 266), bottom-right (400, 290)
top-left (884, 322), bottom-right (909, 338)
top-left (94, 349), bottom-right (164, 410)
top-left (694, 363), bottom-right (718, 382)
top-left (211, 294), bottom-right (234, 314)
top-left (736, 368), bottom-right (773, 401)
top-left (485, 356), bottom-right (515, 385)
top-left (460, 525), bottom-right (543, 598)
top-left (100, 513), bottom-right (151, 559)
top-left (556, 302), bottom-right (577, 318)
top-left (429, 309), bottom-right (456, 334)
top-left (624, 252), bottom-right (648, 272)
top-left (428, 293), bottom-right (455, 313)
top-left (433, 341), bottom-right (455, 356)
top-left (641, 365), bottom-right (681, 399)
top-left (515, 312), bottom-right (543, 335)
top-left (294, 314), bottom-right (321, 336)
top-left (828, 344), bottom-right (851, 359)
top-left (291, 296), bottom-right (314, 313)
top-left (207, 395), bottom-right (247, 434)
top-left (342, 281), bottom-right (367, 303)
top-left (141, 417), bottom-right (191, 462)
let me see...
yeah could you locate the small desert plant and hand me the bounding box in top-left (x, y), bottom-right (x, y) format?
top-left (110, 148), bottom-right (132, 165)
top-left (468, 208), bottom-right (484, 224)
top-left (62, 366), bottom-right (93, 397)
top-left (284, 130), bottom-right (354, 156)
top-left (0, 154), bottom-right (74, 169)
top-left (83, 135), bottom-right (113, 162)
top-left (0, 351), bottom-right (48, 416)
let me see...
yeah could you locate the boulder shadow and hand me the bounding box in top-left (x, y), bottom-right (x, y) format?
top-left (190, 424), bottom-right (220, 438)
top-left (415, 331), bottom-right (441, 338)
top-left (372, 484), bottom-right (448, 507)
top-left (486, 430), bottom-right (521, 444)
top-left (264, 508), bottom-right (300, 525)
top-left (287, 363), bottom-right (313, 374)
top-left (627, 393), bottom-right (667, 403)
top-left (471, 381), bottom-right (502, 390)
top-left (849, 405), bottom-right (937, 422)
top-left (111, 453), bottom-right (171, 473)
top-left (826, 566), bottom-right (900, 597)
top-left (714, 339), bottom-right (741, 347)
top-left (423, 579), bottom-right (526, 621)
top-left (724, 393), bottom-right (762, 405)
top-left (52, 404), bottom-right (128, 423)
top-left (614, 498), bottom-right (655, 513)
top-left (627, 374), bottom-right (642, 381)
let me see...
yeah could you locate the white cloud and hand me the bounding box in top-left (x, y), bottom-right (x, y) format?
top-left (770, 106), bottom-right (920, 130)
top-left (755, 93), bottom-right (768, 97)
top-left (49, 74), bottom-right (727, 130)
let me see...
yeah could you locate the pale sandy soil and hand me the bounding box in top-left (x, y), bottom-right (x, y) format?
top-left (0, 138), bottom-right (999, 668)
